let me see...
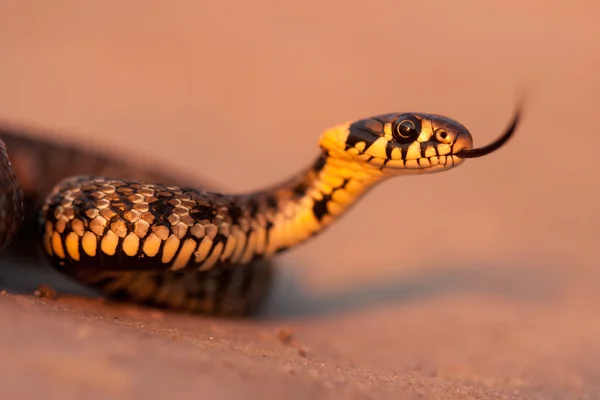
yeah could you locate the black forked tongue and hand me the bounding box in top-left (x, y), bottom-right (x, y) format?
top-left (456, 104), bottom-right (522, 159)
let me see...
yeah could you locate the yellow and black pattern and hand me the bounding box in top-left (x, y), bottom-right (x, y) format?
top-left (0, 110), bottom-right (520, 316)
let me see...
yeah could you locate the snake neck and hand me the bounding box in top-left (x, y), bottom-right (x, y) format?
top-left (236, 151), bottom-right (385, 257)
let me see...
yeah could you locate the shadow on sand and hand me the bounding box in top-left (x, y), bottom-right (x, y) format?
top-left (258, 261), bottom-right (558, 320)
top-left (0, 253), bottom-right (558, 321)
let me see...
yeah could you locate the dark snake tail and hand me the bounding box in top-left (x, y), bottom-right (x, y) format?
top-left (0, 140), bottom-right (24, 251)
top-left (71, 260), bottom-right (273, 316)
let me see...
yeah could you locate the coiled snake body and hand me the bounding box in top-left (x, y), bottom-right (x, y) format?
top-left (0, 110), bottom-right (520, 316)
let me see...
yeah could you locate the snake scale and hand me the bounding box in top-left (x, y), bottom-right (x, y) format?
top-left (0, 108), bottom-right (520, 316)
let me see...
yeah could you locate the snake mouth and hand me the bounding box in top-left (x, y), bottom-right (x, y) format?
top-left (455, 106), bottom-right (521, 159)
top-left (380, 154), bottom-right (462, 170)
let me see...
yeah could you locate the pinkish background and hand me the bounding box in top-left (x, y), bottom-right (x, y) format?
top-left (0, 1), bottom-right (599, 399)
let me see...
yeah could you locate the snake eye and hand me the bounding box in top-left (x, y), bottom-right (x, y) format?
top-left (435, 129), bottom-right (452, 143)
top-left (392, 116), bottom-right (421, 144)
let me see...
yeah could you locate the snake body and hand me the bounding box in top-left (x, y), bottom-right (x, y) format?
top-left (0, 110), bottom-right (520, 315)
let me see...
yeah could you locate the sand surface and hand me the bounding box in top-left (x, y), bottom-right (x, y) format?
top-left (0, 1), bottom-right (599, 399)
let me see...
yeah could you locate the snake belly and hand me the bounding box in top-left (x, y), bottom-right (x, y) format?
top-left (41, 176), bottom-right (274, 315)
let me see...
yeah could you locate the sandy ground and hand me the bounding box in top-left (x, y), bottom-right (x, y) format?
top-left (0, 1), bottom-right (599, 399)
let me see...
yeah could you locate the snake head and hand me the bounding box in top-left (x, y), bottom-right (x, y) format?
top-left (319, 108), bottom-right (520, 175)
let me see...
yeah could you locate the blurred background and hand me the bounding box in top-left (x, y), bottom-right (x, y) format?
top-left (0, 1), bottom-right (599, 399)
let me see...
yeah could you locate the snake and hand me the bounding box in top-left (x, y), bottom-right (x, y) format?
top-left (0, 108), bottom-right (520, 316)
